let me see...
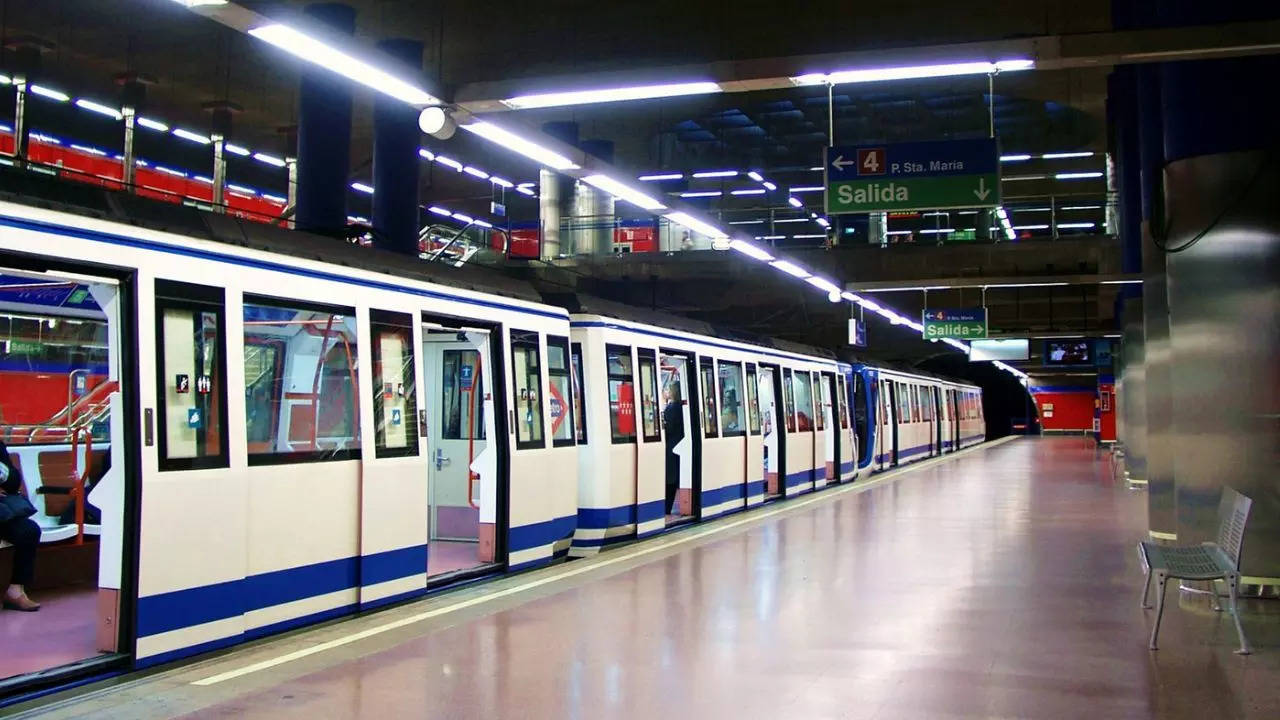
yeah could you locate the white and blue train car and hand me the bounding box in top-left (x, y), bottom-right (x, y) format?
top-left (567, 311), bottom-right (860, 554)
top-left (0, 198), bottom-right (578, 680)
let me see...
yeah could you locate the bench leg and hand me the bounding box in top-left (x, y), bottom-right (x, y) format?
top-left (1149, 572), bottom-right (1168, 651)
top-left (1209, 579), bottom-right (1222, 612)
top-left (1227, 573), bottom-right (1252, 655)
top-left (1140, 566), bottom-right (1153, 609)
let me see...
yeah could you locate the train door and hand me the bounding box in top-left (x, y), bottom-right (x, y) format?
top-left (0, 262), bottom-right (135, 691)
top-left (933, 388), bottom-right (943, 455)
top-left (818, 372), bottom-right (836, 486)
top-left (658, 351), bottom-right (695, 523)
top-left (852, 372), bottom-right (870, 473)
top-left (950, 389), bottom-right (960, 451)
top-left (756, 364), bottom-right (783, 499)
top-left (743, 364), bottom-right (765, 505)
top-left (784, 368), bottom-right (815, 496)
top-left (887, 381), bottom-right (900, 466)
top-left (422, 321), bottom-right (500, 580)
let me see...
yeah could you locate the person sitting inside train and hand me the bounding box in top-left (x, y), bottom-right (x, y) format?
top-left (0, 438), bottom-right (41, 612)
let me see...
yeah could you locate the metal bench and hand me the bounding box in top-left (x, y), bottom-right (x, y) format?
top-left (1138, 487), bottom-right (1253, 654)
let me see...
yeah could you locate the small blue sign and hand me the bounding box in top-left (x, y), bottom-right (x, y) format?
top-left (459, 364), bottom-right (475, 391)
top-left (827, 138), bottom-right (1000, 182)
top-left (391, 408), bottom-right (403, 426)
top-left (187, 407), bottom-right (202, 429)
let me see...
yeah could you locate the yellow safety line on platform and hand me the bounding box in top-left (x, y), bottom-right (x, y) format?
top-left (191, 435), bottom-right (1018, 687)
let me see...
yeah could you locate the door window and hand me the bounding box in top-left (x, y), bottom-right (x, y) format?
top-left (155, 280), bottom-right (228, 470)
top-left (371, 310), bottom-right (418, 457)
top-left (700, 358), bottom-right (718, 438)
top-left (638, 350), bottom-right (660, 442)
top-left (745, 364), bottom-right (761, 435)
top-left (571, 342), bottom-right (587, 444)
top-left (510, 331), bottom-right (544, 449)
top-left (782, 369), bottom-right (796, 432)
top-left (607, 345), bottom-right (636, 443)
top-left (792, 370), bottom-right (813, 432)
top-left (547, 336), bottom-right (575, 447)
top-left (442, 350), bottom-right (485, 440)
top-left (718, 361), bottom-right (745, 437)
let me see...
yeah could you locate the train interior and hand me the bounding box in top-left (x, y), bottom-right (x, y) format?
top-left (757, 365), bottom-right (782, 499)
top-left (422, 324), bottom-right (497, 579)
top-left (0, 267), bottom-right (126, 684)
top-left (657, 354), bottom-right (694, 525)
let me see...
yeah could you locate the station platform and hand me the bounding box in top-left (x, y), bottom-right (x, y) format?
top-left (12, 437), bottom-right (1279, 719)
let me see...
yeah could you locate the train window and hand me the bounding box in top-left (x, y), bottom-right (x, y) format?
top-left (718, 361), bottom-right (745, 437)
top-left (243, 296), bottom-right (360, 464)
top-left (155, 280), bottom-right (228, 470)
top-left (571, 343), bottom-right (587, 444)
top-left (637, 349), bottom-right (660, 443)
top-left (442, 350), bottom-right (485, 440)
top-left (782, 369), bottom-right (796, 433)
top-left (922, 388), bottom-right (931, 422)
top-left (837, 378), bottom-right (850, 430)
top-left (812, 373), bottom-right (825, 431)
top-left (700, 358), bottom-right (718, 438)
top-left (371, 310), bottom-right (419, 458)
top-left (606, 344), bottom-right (636, 444)
top-left (745, 365), bottom-right (761, 435)
top-left (898, 383), bottom-right (911, 422)
top-left (547, 336), bottom-right (575, 447)
top-left (792, 371), bottom-right (813, 432)
top-left (510, 330), bottom-right (544, 449)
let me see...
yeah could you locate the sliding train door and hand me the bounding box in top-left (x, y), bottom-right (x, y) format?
top-left (0, 261), bottom-right (135, 692)
top-left (756, 364), bottom-right (782, 499)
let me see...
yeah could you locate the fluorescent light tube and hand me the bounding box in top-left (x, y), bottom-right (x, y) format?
top-left (728, 219), bottom-right (764, 225)
top-left (70, 144), bottom-right (107, 156)
top-left (789, 186), bottom-right (824, 193)
top-left (350, 182), bottom-right (374, 194)
top-left (582, 174), bottom-right (667, 211)
top-left (638, 173), bottom-right (683, 181)
top-left (227, 184), bottom-right (256, 195)
top-left (74, 98), bottom-right (122, 120)
top-left (666, 211), bottom-right (726, 238)
top-left (1000, 154), bottom-right (1031, 162)
top-left (730, 189), bottom-right (766, 195)
top-left (762, 181), bottom-right (777, 191)
top-left (224, 143), bottom-right (251, 156)
top-left (29, 85), bottom-right (70, 102)
top-left (793, 234), bottom-right (828, 239)
top-left (692, 170), bottom-right (738, 178)
top-left (474, 219), bottom-right (493, 228)
top-left (805, 276), bottom-right (841, 294)
top-left (770, 260), bottom-right (810, 278)
top-left (728, 239), bottom-right (774, 261)
top-left (680, 191), bottom-right (722, 198)
top-left (137, 117), bottom-right (169, 132)
top-left (249, 23), bottom-right (440, 106)
top-left (463, 166), bottom-right (490, 179)
top-left (516, 186), bottom-right (536, 196)
top-left (1004, 174), bottom-right (1046, 181)
top-left (1060, 205), bottom-right (1102, 210)
top-left (1042, 151), bottom-right (1094, 159)
top-left (434, 155), bottom-right (463, 171)
top-left (452, 213), bottom-right (474, 223)
top-left (1055, 172), bottom-right (1103, 180)
top-left (788, 197), bottom-right (803, 208)
top-left (172, 128), bottom-right (211, 144)
top-left (815, 218), bottom-right (830, 227)
top-left (419, 148), bottom-right (435, 161)
top-left (1012, 224), bottom-right (1050, 230)
top-left (490, 176), bottom-right (514, 188)
top-left (460, 120), bottom-right (580, 170)
top-left (253, 152), bottom-right (287, 167)
top-left (1056, 222), bottom-right (1096, 229)
top-left (756, 235), bottom-right (785, 240)
top-left (747, 171), bottom-right (764, 182)
top-left (793, 59), bottom-right (1034, 86)
top-left (428, 206), bottom-right (451, 216)
top-left (502, 81), bottom-right (720, 109)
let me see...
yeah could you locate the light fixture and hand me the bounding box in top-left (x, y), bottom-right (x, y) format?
top-left (792, 59), bottom-right (1034, 86)
top-left (789, 186), bottom-right (824, 193)
top-left (70, 144), bottom-right (107, 156)
top-left (417, 106), bottom-right (455, 138)
top-left (248, 23), bottom-right (440, 106)
top-left (452, 213), bottom-right (473, 223)
top-left (728, 219), bottom-right (764, 225)
top-left (460, 120), bottom-right (580, 170)
top-left (582, 174), bottom-right (667, 211)
top-left (983, 281), bottom-right (1070, 289)
top-left (1042, 151), bottom-right (1094, 159)
top-left (137, 117), bottom-right (169, 132)
top-left (762, 181), bottom-right (777, 191)
top-left (434, 155), bottom-right (463, 171)
top-left (490, 176), bottom-right (514, 188)
top-left (792, 233), bottom-right (828, 239)
top-left (227, 183), bottom-right (256, 195)
top-left (1060, 205), bottom-right (1103, 210)
top-left (841, 292), bottom-right (861, 302)
top-left (253, 152), bottom-right (287, 167)
top-left (428, 206), bottom-right (451, 216)
top-left (224, 143), bottom-right (251, 157)
top-left (814, 218), bottom-right (830, 227)
top-left (1011, 224), bottom-right (1050, 230)
top-left (1000, 154), bottom-right (1032, 162)
top-left (474, 219), bottom-right (493, 228)
top-left (680, 191), bottom-right (722, 198)
top-left (463, 166), bottom-right (490, 179)
top-left (665, 211), bottom-right (726, 238)
top-left (155, 165), bottom-right (187, 177)
top-left (172, 128), bottom-right (211, 144)
top-left (770, 260), bottom-right (810, 278)
top-left (1004, 174), bottom-right (1047, 181)
top-left (29, 84), bottom-right (70, 102)
top-left (74, 98), bottom-right (122, 120)
top-left (350, 181), bottom-right (374, 194)
top-left (692, 170), bottom-right (738, 178)
top-left (805, 276), bottom-right (841, 294)
top-left (170, 0), bottom-right (229, 6)
top-left (788, 196), bottom-right (803, 208)
top-left (638, 172), bottom-right (683, 181)
top-left (1100, 279), bottom-right (1143, 285)
top-left (756, 235), bottom-right (785, 240)
top-left (857, 298), bottom-right (883, 312)
top-left (728, 239), bottom-right (774, 261)
top-left (1056, 222), bottom-right (1096, 229)
top-left (730, 188), bottom-right (766, 196)
top-left (418, 148), bottom-right (435, 161)
top-left (516, 186), bottom-right (536, 197)
top-left (501, 81), bottom-right (721, 109)
top-left (747, 171), bottom-right (764, 182)
top-left (1055, 172), bottom-right (1103, 180)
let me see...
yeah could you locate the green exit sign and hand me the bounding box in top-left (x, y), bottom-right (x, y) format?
top-left (922, 308), bottom-right (988, 340)
top-left (7, 339), bottom-right (42, 355)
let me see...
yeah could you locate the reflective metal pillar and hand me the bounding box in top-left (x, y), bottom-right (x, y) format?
top-left (295, 3), bottom-right (356, 233)
top-left (371, 38), bottom-right (423, 255)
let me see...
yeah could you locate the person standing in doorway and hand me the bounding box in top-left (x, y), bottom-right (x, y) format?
top-left (662, 386), bottom-right (685, 515)
top-left (0, 439), bottom-right (41, 611)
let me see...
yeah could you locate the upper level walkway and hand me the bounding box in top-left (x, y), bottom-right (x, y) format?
top-left (12, 437), bottom-right (1279, 719)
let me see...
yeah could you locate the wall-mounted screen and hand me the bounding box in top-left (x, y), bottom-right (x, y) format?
top-left (969, 339), bottom-right (1029, 361)
top-left (1045, 340), bottom-right (1092, 365)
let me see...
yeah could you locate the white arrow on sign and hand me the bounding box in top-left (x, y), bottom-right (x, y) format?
top-left (831, 155), bottom-right (853, 171)
top-left (973, 177), bottom-right (991, 201)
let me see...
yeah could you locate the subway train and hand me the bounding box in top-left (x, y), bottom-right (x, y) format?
top-left (0, 196), bottom-right (982, 695)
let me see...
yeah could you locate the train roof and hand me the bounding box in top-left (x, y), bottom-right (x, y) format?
top-left (0, 164), bottom-right (547, 305)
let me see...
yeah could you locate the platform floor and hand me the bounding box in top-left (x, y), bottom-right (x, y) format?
top-left (12, 437), bottom-right (1280, 718)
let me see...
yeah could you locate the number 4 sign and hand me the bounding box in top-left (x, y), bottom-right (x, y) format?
top-left (857, 147), bottom-right (885, 176)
